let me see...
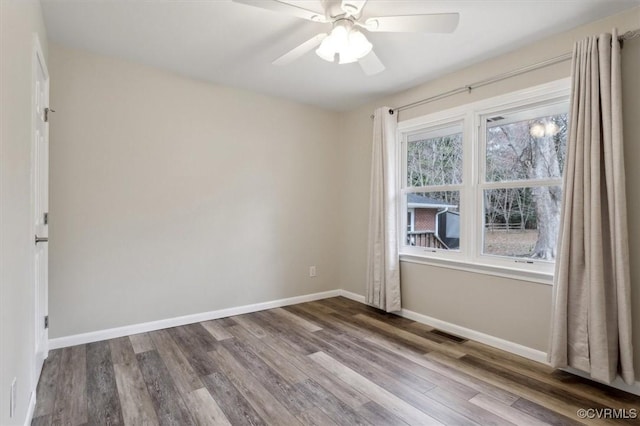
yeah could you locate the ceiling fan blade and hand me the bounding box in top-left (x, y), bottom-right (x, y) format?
top-left (365, 13), bottom-right (459, 33)
top-left (358, 50), bottom-right (385, 76)
top-left (341, 0), bottom-right (367, 17)
top-left (273, 33), bottom-right (328, 66)
top-left (232, 0), bottom-right (328, 23)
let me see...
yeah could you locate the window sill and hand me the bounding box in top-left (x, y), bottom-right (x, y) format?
top-left (399, 253), bottom-right (554, 285)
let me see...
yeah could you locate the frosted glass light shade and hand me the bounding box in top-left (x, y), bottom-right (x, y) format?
top-left (315, 21), bottom-right (372, 64)
top-left (347, 30), bottom-right (372, 59)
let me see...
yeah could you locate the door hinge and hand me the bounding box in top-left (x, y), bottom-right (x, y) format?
top-left (44, 316), bottom-right (49, 329)
top-left (44, 107), bottom-right (55, 123)
top-left (44, 212), bottom-right (48, 225)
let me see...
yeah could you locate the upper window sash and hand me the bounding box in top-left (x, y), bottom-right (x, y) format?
top-left (477, 97), bottom-right (570, 187)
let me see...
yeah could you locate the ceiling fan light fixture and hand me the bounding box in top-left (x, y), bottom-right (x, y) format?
top-left (347, 29), bottom-right (372, 58)
top-left (315, 20), bottom-right (372, 64)
top-left (316, 36), bottom-right (338, 62)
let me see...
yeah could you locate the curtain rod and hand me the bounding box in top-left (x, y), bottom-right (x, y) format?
top-left (371, 28), bottom-right (639, 117)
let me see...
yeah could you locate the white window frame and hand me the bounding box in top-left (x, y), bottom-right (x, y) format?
top-left (407, 209), bottom-right (415, 232)
top-left (397, 78), bottom-right (571, 285)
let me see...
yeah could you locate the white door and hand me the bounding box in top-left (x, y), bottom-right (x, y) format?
top-left (33, 36), bottom-right (50, 381)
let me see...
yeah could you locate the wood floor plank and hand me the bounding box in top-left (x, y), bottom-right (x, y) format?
top-left (214, 317), bottom-right (238, 328)
top-left (430, 329), bottom-right (468, 343)
top-left (354, 313), bottom-right (467, 358)
top-left (226, 324), bottom-right (309, 385)
top-left (295, 407), bottom-right (340, 426)
top-left (334, 330), bottom-right (479, 401)
top-left (35, 297), bottom-right (638, 426)
top-left (109, 337), bottom-right (137, 365)
top-left (511, 398), bottom-right (586, 426)
top-left (220, 335), bottom-right (314, 415)
top-left (252, 310), bottom-right (321, 354)
top-left (461, 340), bottom-right (553, 373)
top-left (301, 300), bottom-right (339, 314)
top-left (288, 302), bottom-right (385, 342)
top-left (113, 361), bottom-right (159, 425)
top-left (86, 341), bottom-right (124, 425)
top-left (201, 319), bottom-right (233, 341)
top-left (425, 351), bottom-right (613, 425)
top-left (129, 333), bottom-right (155, 354)
top-left (182, 388), bottom-right (231, 426)
top-left (283, 304), bottom-right (346, 334)
top-left (425, 386), bottom-right (515, 426)
top-left (213, 345), bottom-right (303, 425)
top-left (469, 394), bottom-right (549, 426)
top-left (293, 379), bottom-right (370, 426)
top-left (149, 329), bottom-right (203, 394)
top-left (364, 334), bottom-right (519, 405)
top-left (460, 339), bottom-right (640, 410)
top-left (310, 329), bottom-right (438, 394)
top-left (307, 340), bottom-right (476, 425)
top-left (232, 310), bottom-right (370, 408)
top-left (462, 355), bottom-right (623, 418)
top-left (271, 307), bottom-right (323, 332)
top-left (259, 335), bottom-right (370, 409)
top-left (314, 297), bottom-right (404, 323)
top-left (355, 401), bottom-right (411, 426)
top-left (34, 349), bottom-right (62, 418)
top-left (31, 414), bottom-right (51, 426)
top-left (231, 314), bottom-right (268, 338)
top-left (167, 325), bottom-right (218, 376)
top-left (403, 322), bottom-right (468, 345)
top-left (309, 351), bottom-right (443, 425)
top-left (321, 297), bottom-right (415, 327)
top-left (136, 350), bottom-right (195, 426)
top-left (201, 372), bottom-right (266, 426)
top-left (52, 345), bottom-right (88, 426)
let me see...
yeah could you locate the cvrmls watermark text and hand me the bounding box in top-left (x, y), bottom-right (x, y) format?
top-left (576, 408), bottom-right (637, 420)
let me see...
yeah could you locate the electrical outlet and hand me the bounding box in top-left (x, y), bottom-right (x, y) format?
top-left (10, 378), bottom-right (16, 418)
top-left (309, 266), bottom-right (317, 277)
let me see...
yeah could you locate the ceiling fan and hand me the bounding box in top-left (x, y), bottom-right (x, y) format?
top-left (232, 0), bottom-right (460, 75)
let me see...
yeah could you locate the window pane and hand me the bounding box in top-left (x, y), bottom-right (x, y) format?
top-left (407, 126), bottom-right (462, 186)
top-left (406, 191), bottom-right (460, 250)
top-left (483, 186), bottom-right (561, 260)
top-left (486, 109), bottom-right (568, 182)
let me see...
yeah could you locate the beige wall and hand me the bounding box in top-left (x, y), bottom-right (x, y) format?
top-left (48, 44), bottom-right (341, 338)
top-left (338, 8), bottom-right (640, 379)
top-left (0, 1), bottom-right (49, 424)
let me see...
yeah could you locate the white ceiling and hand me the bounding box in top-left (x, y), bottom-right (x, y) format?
top-left (41, 0), bottom-right (640, 111)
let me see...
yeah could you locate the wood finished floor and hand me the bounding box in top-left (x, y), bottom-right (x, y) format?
top-left (32, 297), bottom-right (639, 425)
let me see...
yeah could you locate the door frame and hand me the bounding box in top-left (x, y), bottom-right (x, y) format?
top-left (31, 33), bottom-right (49, 386)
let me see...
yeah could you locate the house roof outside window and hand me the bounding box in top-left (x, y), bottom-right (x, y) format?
top-left (407, 194), bottom-right (458, 209)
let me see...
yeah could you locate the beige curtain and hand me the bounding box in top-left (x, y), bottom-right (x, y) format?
top-left (549, 29), bottom-right (635, 385)
top-left (366, 107), bottom-right (401, 312)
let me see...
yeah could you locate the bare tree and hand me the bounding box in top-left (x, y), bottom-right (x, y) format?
top-left (486, 114), bottom-right (567, 259)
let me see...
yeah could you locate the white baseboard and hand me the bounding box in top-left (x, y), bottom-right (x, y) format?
top-left (339, 289), bottom-right (366, 303)
top-left (338, 289), bottom-right (547, 362)
top-left (399, 307), bottom-right (548, 363)
top-left (49, 289), bottom-right (341, 349)
top-left (47, 287), bottom-right (640, 397)
top-left (24, 391), bottom-right (36, 426)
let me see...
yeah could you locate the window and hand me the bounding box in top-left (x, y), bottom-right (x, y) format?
top-left (481, 103), bottom-right (567, 261)
top-left (398, 80), bottom-right (570, 282)
top-left (403, 123), bottom-right (463, 252)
